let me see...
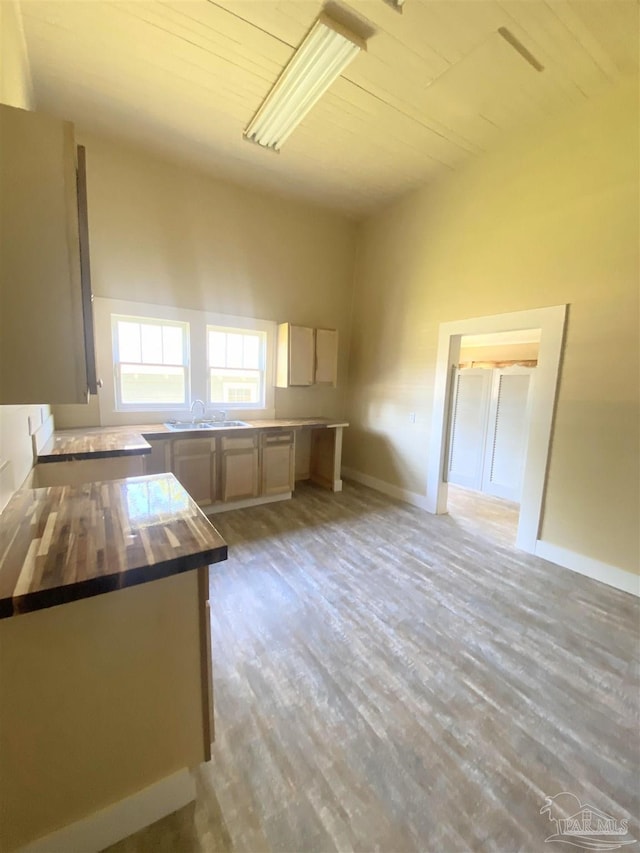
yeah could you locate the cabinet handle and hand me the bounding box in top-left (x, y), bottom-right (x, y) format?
top-left (96, 378), bottom-right (104, 389)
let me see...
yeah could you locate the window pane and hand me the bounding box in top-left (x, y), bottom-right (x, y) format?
top-left (209, 331), bottom-right (226, 368)
top-left (162, 325), bottom-right (183, 365)
top-left (120, 365), bottom-right (185, 404)
top-left (209, 368), bottom-right (261, 404)
top-left (118, 322), bottom-right (141, 363)
top-left (243, 334), bottom-right (260, 369)
top-left (140, 324), bottom-right (163, 364)
top-left (226, 334), bottom-right (244, 368)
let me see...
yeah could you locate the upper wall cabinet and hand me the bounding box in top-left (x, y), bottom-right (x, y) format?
top-left (276, 323), bottom-right (338, 388)
top-left (0, 105), bottom-right (97, 404)
top-left (276, 323), bottom-right (315, 387)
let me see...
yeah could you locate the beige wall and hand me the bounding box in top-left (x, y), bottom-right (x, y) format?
top-left (54, 133), bottom-right (357, 428)
top-left (345, 78), bottom-right (639, 574)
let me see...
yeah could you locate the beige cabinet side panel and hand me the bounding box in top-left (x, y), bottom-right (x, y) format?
top-left (275, 323), bottom-right (290, 388)
top-left (310, 427), bottom-right (343, 492)
top-left (34, 456), bottom-right (144, 488)
top-left (0, 105), bottom-right (87, 404)
top-left (0, 571), bottom-right (206, 851)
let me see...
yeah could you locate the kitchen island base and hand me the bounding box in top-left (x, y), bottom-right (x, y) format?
top-left (0, 570), bottom-right (210, 852)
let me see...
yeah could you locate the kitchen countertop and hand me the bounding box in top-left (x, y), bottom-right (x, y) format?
top-left (0, 473), bottom-right (227, 618)
top-left (37, 418), bottom-right (349, 462)
top-left (37, 429), bottom-right (152, 463)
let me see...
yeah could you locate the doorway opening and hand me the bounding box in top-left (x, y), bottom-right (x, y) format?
top-left (426, 305), bottom-right (566, 555)
top-left (446, 329), bottom-right (540, 546)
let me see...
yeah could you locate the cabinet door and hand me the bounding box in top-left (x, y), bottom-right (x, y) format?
top-left (221, 436), bottom-right (259, 502)
top-left (277, 323), bottom-right (314, 387)
top-left (289, 325), bottom-right (315, 386)
top-left (172, 439), bottom-right (216, 506)
top-left (35, 456), bottom-right (144, 488)
top-left (0, 104), bottom-right (89, 404)
top-left (261, 432), bottom-right (295, 496)
top-left (315, 329), bottom-right (338, 385)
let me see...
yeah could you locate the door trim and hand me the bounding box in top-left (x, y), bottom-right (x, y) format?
top-left (426, 304), bottom-right (567, 553)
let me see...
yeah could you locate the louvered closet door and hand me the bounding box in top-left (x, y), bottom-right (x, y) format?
top-left (481, 367), bottom-right (535, 502)
top-left (447, 368), bottom-right (492, 489)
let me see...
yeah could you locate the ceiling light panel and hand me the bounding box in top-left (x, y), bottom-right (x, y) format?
top-left (244, 13), bottom-right (366, 152)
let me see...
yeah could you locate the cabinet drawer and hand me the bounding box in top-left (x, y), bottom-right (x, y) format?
top-left (262, 430), bottom-right (294, 447)
top-left (261, 441), bottom-right (295, 496)
top-left (220, 435), bottom-right (258, 452)
top-left (173, 438), bottom-right (216, 456)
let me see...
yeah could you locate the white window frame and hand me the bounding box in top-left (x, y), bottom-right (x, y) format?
top-left (206, 324), bottom-right (267, 411)
top-left (93, 298), bottom-right (276, 425)
top-left (111, 314), bottom-right (191, 412)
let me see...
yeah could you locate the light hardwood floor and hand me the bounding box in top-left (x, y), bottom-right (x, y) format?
top-left (107, 481), bottom-right (639, 853)
top-left (446, 484), bottom-right (520, 548)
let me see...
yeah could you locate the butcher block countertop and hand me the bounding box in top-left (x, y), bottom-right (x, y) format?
top-left (37, 429), bottom-right (152, 463)
top-left (0, 473), bottom-right (227, 619)
top-left (37, 418), bottom-right (348, 462)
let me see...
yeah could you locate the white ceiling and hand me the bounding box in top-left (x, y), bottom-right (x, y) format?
top-left (19, 0), bottom-right (639, 216)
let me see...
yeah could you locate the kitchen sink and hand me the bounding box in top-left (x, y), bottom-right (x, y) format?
top-left (164, 420), bottom-right (250, 431)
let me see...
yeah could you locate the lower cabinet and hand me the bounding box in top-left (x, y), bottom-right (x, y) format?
top-left (154, 429), bottom-right (298, 508)
top-left (220, 435), bottom-right (259, 502)
top-left (261, 431), bottom-right (295, 496)
top-left (172, 438), bottom-right (217, 507)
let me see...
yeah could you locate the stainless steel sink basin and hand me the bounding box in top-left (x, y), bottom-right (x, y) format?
top-left (164, 420), bottom-right (250, 431)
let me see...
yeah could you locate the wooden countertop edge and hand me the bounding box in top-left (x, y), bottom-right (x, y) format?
top-left (0, 543), bottom-right (228, 620)
top-left (139, 421), bottom-right (349, 439)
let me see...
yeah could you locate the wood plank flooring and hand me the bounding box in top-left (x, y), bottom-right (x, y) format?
top-left (446, 484), bottom-right (519, 548)
top-left (107, 481), bottom-right (639, 853)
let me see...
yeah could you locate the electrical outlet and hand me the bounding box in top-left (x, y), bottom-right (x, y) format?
top-left (409, 412), bottom-right (416, 423)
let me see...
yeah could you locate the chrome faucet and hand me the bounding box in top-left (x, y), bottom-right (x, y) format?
top-left (190, 399), bottom-right (206, 423)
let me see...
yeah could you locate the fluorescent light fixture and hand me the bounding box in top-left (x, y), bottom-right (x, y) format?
top-left (244, 13), bottom-right (366, 152)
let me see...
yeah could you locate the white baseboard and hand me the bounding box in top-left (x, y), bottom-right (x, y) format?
top-left (341, 467), bottom-right (429, 510)
top-left (534, 540), bottom-right (639, 597)
top-left (19, 768), bottom-right (196, 853)
top-left (203, 491), bottom-right (291, 515)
